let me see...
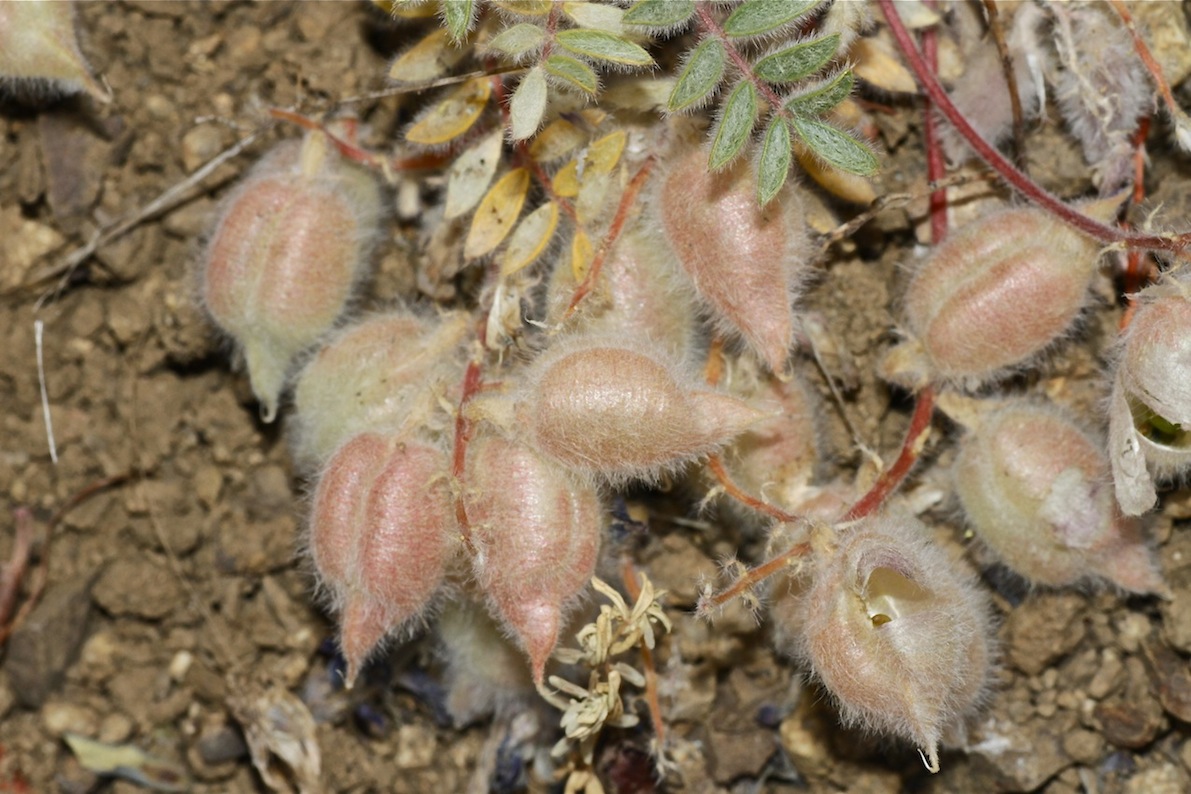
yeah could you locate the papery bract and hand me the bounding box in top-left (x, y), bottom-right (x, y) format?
top-left (464, 434), bottom-right (602, 684)
top-left (202, 131), bottom-right (383, 422)
top-left (309, 433), bottom-right (453, 686)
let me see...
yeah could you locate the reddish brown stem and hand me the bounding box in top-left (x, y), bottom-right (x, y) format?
top-left (918, 4), bottom-right (948, 244)
top-left (619, 558), bottom-right (666, 749)
top-left (268, 107), bottom-right (452, 171)
top-left (706, 455), bottom-right (798, 524)
top-left (703, 335), bottom-right (725, 387)
top-left (0, 509), bottom-right (34, 633)
top-left (876, 0), bottom-right (1191, 255)
top-left (841, 386), bottom-right (936, 522)
top-left (452, 361), bottom-right (483, 554)
top-left (699, 540), bottom-right (812, 613)
top-left (565, 156), bottom-right (656, 316)
top-left (981, 0), bottom-right (1026, 168)
top-left (1108, 0), bottom-right (1181, 123)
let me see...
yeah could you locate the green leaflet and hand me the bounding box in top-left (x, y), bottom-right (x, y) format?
top-left (488, 23), bottom-right (547, 58)
top-left (545, 55), bottom-right (599, 95)
top-left (723, 0), bottom-right (822, 38)
top-left (785, 70), bottom-right (855, 117)
top-left (556, 29), bottom-right (653, 67)
top-left (754, 33), bottom-right (841, 84)
top-left (791, 117), bottom-right (879, 176)
top-left (510, 66), bottom-right (548, 140)
top-left (709, 81), bottom-right (758, 170)
top-left (756, 117), bottom-right (792, 205)
top-left (624, 0), bottom-right (695, 28)
top-left (667, 39), bottom-right (725, 112)
top-left (441, 0), bottom-right (475, 42)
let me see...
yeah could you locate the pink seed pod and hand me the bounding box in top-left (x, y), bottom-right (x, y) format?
top-left (309, 432), bottom-right (453, 686)
top-left (775, 516), bottom-right (994, 772)
top-left (464, 434), bottom-right (603, 684)
top-left (723, 367), bottom-right (820, 512)
top-left (657, 148), bottom-right (814, 375)
top-left (954, 404), bottom-right (1166, 595)
top-left (0, 1), bottom-right (107, 102)
top-left (291, 309), bottom-right (469, 471)
top-left (547, 225), bottom-right (699, 364)
top-left (1110, 278), bottom-right (1191, 515)
top-left (886, 205), bottom-right (1110, 390)
top-left (505, 337), bottom-right (768, 484)
top-left (201, 130), bottom-right (383, 422)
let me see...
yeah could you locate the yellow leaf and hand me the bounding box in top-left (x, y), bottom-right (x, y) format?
top-left (490, 0), bottom-right (553, 15)
top-left (501, 202), bottom-right (560, 276)
top-left (850, 36), bottom-right (917, 94)
top-left (389, 28), bottom-right (454, 84)
top-left (551, 130), bottom-right (627, 198)
top-left (795, 146), bottom-right (877, 205)
top-left (465, 168), bottom-right (530, 258)
top-left (445, 129), bottom-right (504, 219)
top-left (406, 77), bottom-right (492, 146)
top-left (570, 230), bottom-right (594, 283)
top-left (529, 118), bottom-right (585, 162)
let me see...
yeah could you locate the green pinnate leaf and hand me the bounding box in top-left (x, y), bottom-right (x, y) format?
top-left (624, 0), bottom-right (695, 28)
top-left (545, 55), bottom-right (599, 95)
top-left (754, 34), bottom-right (841, 84)
top-left (667, 39), bottom-right (726, 112)
top-left (756, 117), bottom-right (792, 205)
top-left (488, 23), bottom-right (547, 58)
top-left (709, 81), bottom-right (758, 170)
top-left (510, 66), bottom-right (548, 140)
top-left (791, 117), bottom-right (879, 175)
top-left (723, 0), bottom-right (822, 38)
top-left (555, 29), bottom-right (653, 67)
top-left (441, 0), bottom-right (476, 42)
top-left (785, 70), bottom-right (855, 117)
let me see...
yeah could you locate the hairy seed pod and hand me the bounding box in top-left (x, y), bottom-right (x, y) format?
top-left (309, 433), bottom-right (453, 686)
top-left (1110, 277), bottom-right (1191, 515)
top-left (724, 367), bottom-right (820, 513)
top-left (291, 310), bottom-right (469, 471)
top-left (436, 601), bottom-right (535, 727)
top-left (201, 130), bottom-right (382, 422)
top-left (955, 404), bottom-right (1166, 594)
top-left (505, 338), bottom-right (767, 484)
top-left (775, 516), bottom-right (994, 772)
top-left (0, 1), bottom-right (107, 101)
top-left (547, 224), bottom-right (699, 364)
top-left (658, 149), bottom-right (813, 375)
top-left (464, 434), bottom-right (602, 684)
top-left (885, 204), bottom-right (1115, 390)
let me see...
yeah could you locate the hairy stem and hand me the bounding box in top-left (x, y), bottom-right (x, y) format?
top-left (842, 386), bottom-right (936, 522)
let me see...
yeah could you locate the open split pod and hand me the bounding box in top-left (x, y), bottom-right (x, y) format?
top-left (773, 515), bottom-right (995, 772)
top-left (1110, 275), bottom-right (1191, 515)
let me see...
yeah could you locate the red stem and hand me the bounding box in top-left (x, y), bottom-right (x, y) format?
top-left (919, 6), bottom-right (948, 244)
top-left (842, 386), bottom-right (935, 522)
top-left (566, 156), bottom-right (656, 316)
top-left (876, 0), bottom-right (1190, 256)
top-left (452, 361), bottom-right (483, 554)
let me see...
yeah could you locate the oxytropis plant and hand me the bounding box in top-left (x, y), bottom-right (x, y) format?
top-left (188, 0), bottom-right (1191, 786)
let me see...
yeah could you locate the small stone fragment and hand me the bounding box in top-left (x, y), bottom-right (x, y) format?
top-left (5, 575), bottom-right (94, 708)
